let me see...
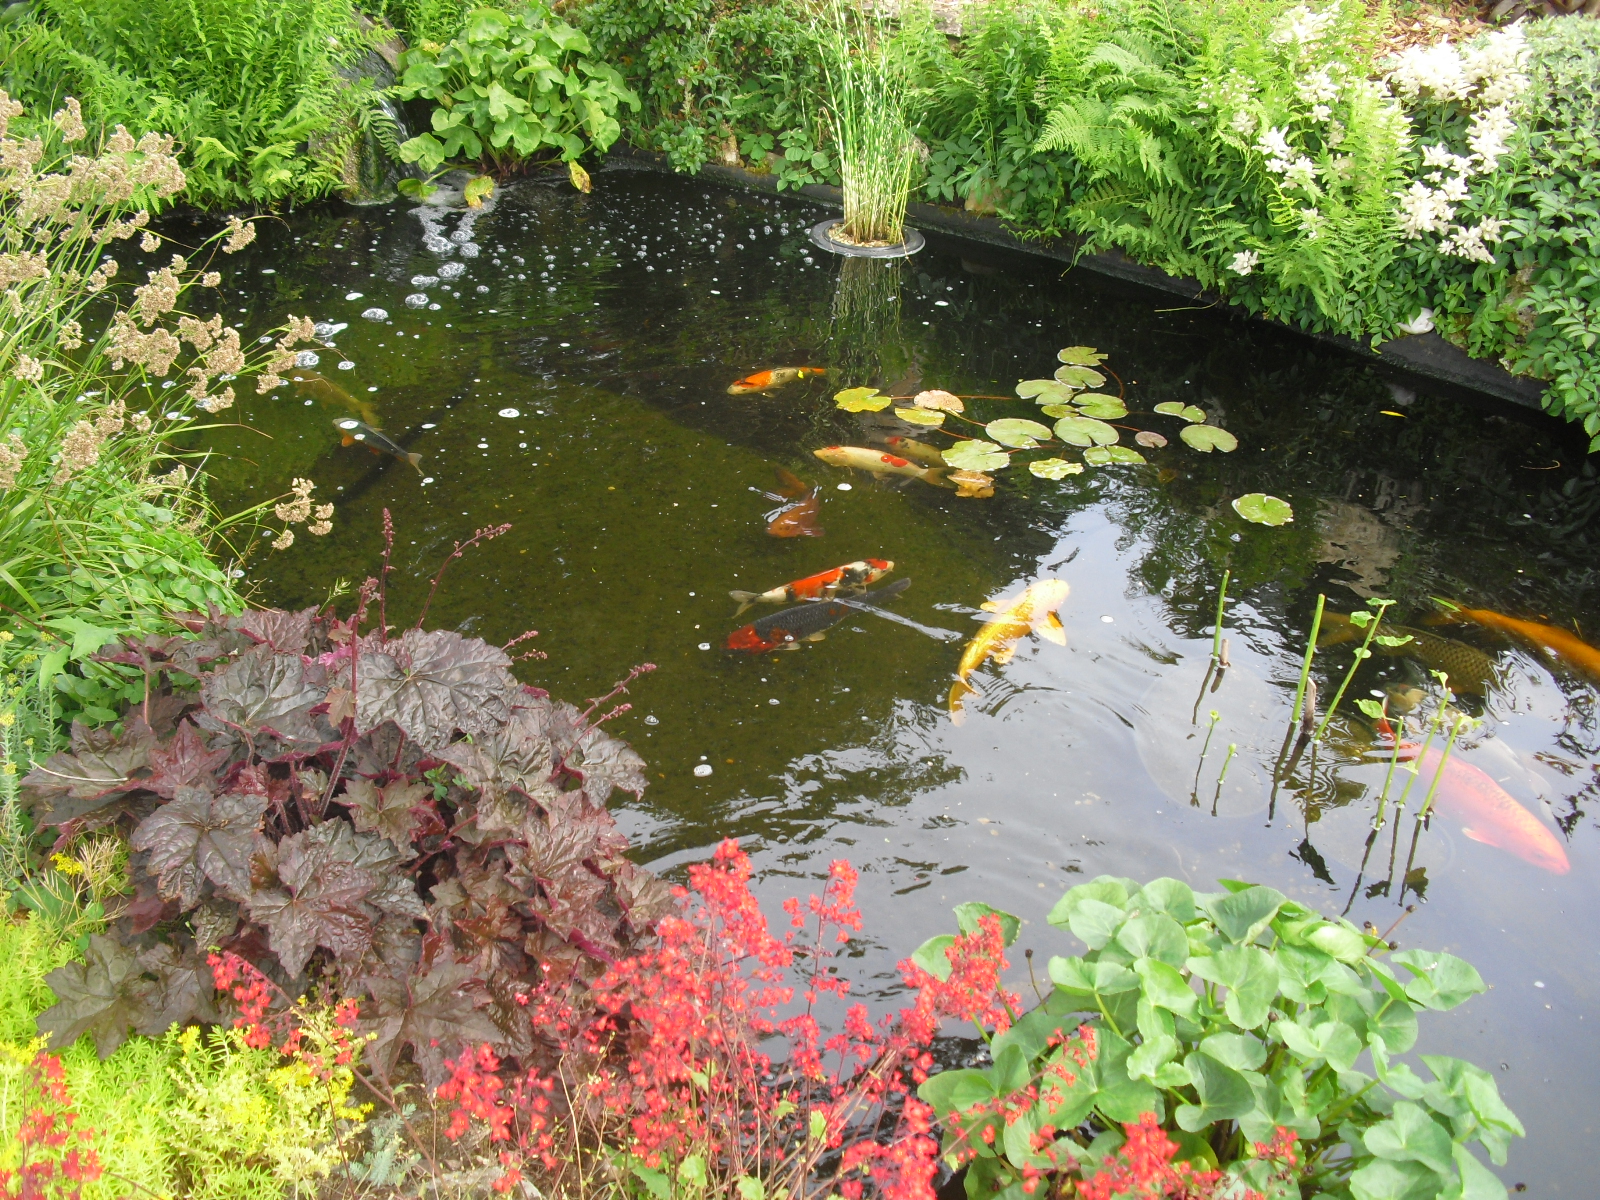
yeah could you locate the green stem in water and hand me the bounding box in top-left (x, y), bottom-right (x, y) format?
top-left (1314, 599), bottom-right (1394, 743)
top-left (1211, 569), bottom-right (1231, 662)
top-left (1290, 594), bottom-right (1326, 727)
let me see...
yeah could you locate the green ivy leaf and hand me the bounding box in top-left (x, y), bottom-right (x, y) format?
top-left (1084, 446), bottom-right (1147, 465)
top-left (1232, 493), bottom-right (1293, 524)
top-left (942, 440), bottom-right (1011, 471)
top-left (1154, 401), bottom-right (1207, 423)
top-left (835, 387), bottom-right (889, 412)
top-left (986, 418), bottom-right (1055, 448)
top-left (1181, 425), bottom-right (1240, 453)
top-left (1054, 416), bottom-right (1119, 447)
top-left (1029, 458), bottom-right (1084, 480)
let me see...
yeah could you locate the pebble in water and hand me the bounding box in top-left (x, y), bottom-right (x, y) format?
top-left (410, 274), bottom-right (440, 288)
top-left (295, 350), bottom-right (320, 367)
top-left (361, 307), bottom-right (388, 321)
top-left (404, 293), bottom-right (429, 309)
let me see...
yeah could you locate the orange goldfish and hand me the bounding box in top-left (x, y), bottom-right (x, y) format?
top-left (764, 467), bottom-right (822, 538)
top-left (813, 445), bottom-right (948, 487)
top-left (949, 580), bottom-right (1070, 721)
top-left (729, 559), bottom-right (893, 616)
top-left (728, 367), bottom-right (826, 395)
top-left (1431, 601), bottom-right (1600, 683)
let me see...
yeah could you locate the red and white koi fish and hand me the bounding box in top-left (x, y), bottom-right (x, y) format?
top-left (728, 367), bottom-right (827, 395)
top-left (729, 559), bottom-right (894, 616)
top-left (725, 579), bottom-right (911, 653)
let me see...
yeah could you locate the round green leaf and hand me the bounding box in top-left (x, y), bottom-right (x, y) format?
top-left (894, 406), bottom-right (945, 427)
top-left (1055, 364), bottom-right (1106, 389)
top-left (1180, 424), bottom-right (1239, 453)
top-left (1154, 401), bottom-right (1208, 423)
top-left (942, 439), bottom-right (1010, 471)
top-left (1074, 396), bottom-right (1128, 420)
top-left (1054, 415), bottom-right (1119, 447)
top-left (1016, 378), bottom-right (1069, 400)
top-left (1084, 445), bottom-right (1147, 465)
top-left (1232, 493), bottom-right (1292, 525)
top-left (1029, 458), bottom-right (1084, 480)
top-left (1135, 430), bottom-right (1168, 449)
top-left (986, 418), bottom-right (1053, 448)
top-left (1039, 403), bottom-right (1076, 418)
top-left (835, 387), bottom-right (889, 412)
top-left (1058, 345), bottom-right (1108, 366)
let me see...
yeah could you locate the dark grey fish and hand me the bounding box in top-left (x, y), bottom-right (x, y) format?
top-left (334, 418), bottom-right (422, 472)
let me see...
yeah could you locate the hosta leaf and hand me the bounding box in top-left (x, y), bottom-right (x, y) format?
top-left (362, 959), bottom-right (505, 1087)
top-left (1016, 378), bottom-right (1070, 400)
top-left (1058, 346), bottom-right (1108, 366)
top-left (356, 629), bottom-right (516, 753)
top-left (1154, 402), bottom-right (1207, 423)
top-left (248, 821), bottom-right (377, 977)
top-left (1054, 365), bottom-right (1106, 389)
top-left (1074, 397), bottom-right (1128, 420)
top-left (1181, 425), bottom-right (1239, 453)
top-left (942, 440), bottom-right (1010, 471)
top-left (1083, 446), bottom-right (1146, 465)
top-left (912, 389), bottom-right (964, 413)
top-left (38, 934), bottom-right (155, 1059)
top-left (342, 777), bottom-right (431, 846)
top-left (131, 785), bottom-right (267, 909)
top-left (834, 387), bottom-right (888, 412)
top-left (1231, 493), bottom-right (1292, 525)
top-left (1030, 458), bottom-right (1084, 480)
top-left (1135, 430), bottom-right (1168, 449)
top-left (894, 406), bottom-right (945, 427)
top-left (1054, 416), bottom-right (1118, 447)
top-left (986, 418), bottom-right (1053, 449)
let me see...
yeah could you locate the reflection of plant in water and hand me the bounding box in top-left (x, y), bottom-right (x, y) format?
top-left (828, 255), bottom-right (910, 385)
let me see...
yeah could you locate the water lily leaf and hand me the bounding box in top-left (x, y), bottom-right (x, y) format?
top-left (1232, 494), bottom-right (1292, 525)
top-left (943, 440), bottom-right (1010, 471)
top-left (1054, 416), bottom-right (1118, 447)
top-left (1039, 403), bottom-right (1076, 418)
top-left (1180, 425), bottom-right (1239, 453)
top-left (948, 470), bottom-right (994, 498)
top-left (913, 389), bottom-right (964, 413)
top-left (1016, 378), bottom-right (1067, 400)
top-left (1135, 430), bottom-right (1169, 448)
top-left (1155, 402), bottom-right (1207, 423)
top-left (1029, 458), bottom-right (1084, 480)
top-left (986, 418), bottom-right (1053, 448)
top-left (1084, 446), bottom-right (1147, 465)
top-left (834, 387), bottom-right (888, 412)
top-left (1058, 346), bottom-right (1108, 366)
top-left (1055, 365), bottom-right (1106, 389)
top-left (895, 406), bottom-right (945, 427)
top-left (1074, 396), bottom-right (1128, 420)
top-left (464, 174), bottom-right (495, 208)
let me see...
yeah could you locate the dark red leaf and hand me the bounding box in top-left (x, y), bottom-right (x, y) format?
top-left (20, 718), bottom-right (157, 826)
top-left (198, 643), bottom-right (335, 749)
top-left (144, 719), bottom-right (230, 800)
top-left (356, 629), bottom-right (516, 753)
top-left (130, 786), bottom-right (267, 909)
top-left (342, 777), bottom-right (429, 846)
top-left (229, 607), bottom-right (316, 653)
top-left (133, 943), bottom-right (222, 1035)
top-left (361, 958), bottom-right (504, 1087)
top-left (37, 934), bottom-right (157, 1058)
top-left (247, 820), bottom-right (376, 977)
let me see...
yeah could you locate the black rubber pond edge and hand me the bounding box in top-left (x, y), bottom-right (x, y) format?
top-left (607, 146), bottom-right (1551, 417)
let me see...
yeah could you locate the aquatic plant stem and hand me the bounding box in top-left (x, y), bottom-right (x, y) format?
top-left (1290, 595), bottom-right (1326, 727)
top-left (1313, 600), bottom-right (1394, 743)
top-left (1211, 570), bottom-right (1231, 662)
top-left (1418, 712), bottom-right (1471, 820)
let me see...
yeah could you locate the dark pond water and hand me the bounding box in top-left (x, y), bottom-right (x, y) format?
top-left (184, 166), bottom-right (1598, 1194)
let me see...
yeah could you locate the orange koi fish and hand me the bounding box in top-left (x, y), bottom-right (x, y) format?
top-left (728, 367), bottom-right (827, 395)
top-left (729, 559), bottom-right (894, 616)
top-left (764, 467), bottom-right (822, 538)
top-left (1431, 601), bottom-right (1600, 684)
top-left (949, 580), bottom-right (1070, 721)
top-left (813, 445), bottom-right (948, 487)
top-left (726, 579), bottom-right (911, 653)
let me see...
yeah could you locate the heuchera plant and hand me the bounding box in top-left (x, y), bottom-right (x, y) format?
top-left (21, 519), bottom-right (673, 1087)
top-left (915, 877), bottom-right (1522, 1200)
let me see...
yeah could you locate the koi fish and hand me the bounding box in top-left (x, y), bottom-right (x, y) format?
top-left (1318, 612), bottom-right (1497, 697)
top-left (1429, 602), bottom-right (1600, 683)
top-left (727, 367), bottom-right (827, 395)
top-left (333, 419), bottom-right (422, 472)
top-left (1376, 718), bottom-right (1569, 873)
top-left (725, 579), bottom-right (912, 653)
top-left (729, 559), bottom-right (894, 616)
top-left (881, 436), bottom-right (948, 469)
top-left (762, 467), bottom-right (823, 537)
top-left (293, 368), bottom-right (378, 425)
top-left (949, 580), bottom-right (1071, 720)
top-left (813, 445), bottom-right (949, 487)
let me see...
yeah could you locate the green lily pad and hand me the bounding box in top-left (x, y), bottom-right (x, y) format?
top-left (1055, 365), bottom-right (1106, 389)
top-left (835, 387), bottom-right (889, 412)
top-left (1016, 379), bottom-right (1072, 401)
top-left (1155, 401), bottom-right (1207, 424)
top-left (1135, 430), bottom-right (1168, 448)
top-left (1074, 396), bottom-right (1128, 420)
top-left (1029, 458), bottom-right (1084, 480)
top-left (986, 418), bottom-right (1054, 449)
top-left (1053, 415), bottom-right (1119, 447)
top-left (1058, 346), bottom-right (1109, 366)
top-left (1084, 445), bottom-right (1148, 466)
top-left (1039, 403), bottom-right (1076, 419)
top-left (895, 407), bottom-right (946, 427)
top-left (1180, 424), bottom-right (1239, 453)
top-left (943, 439), bottom-right (1011, 471)
top-left (1232, 493), bottom-right (1293, 525)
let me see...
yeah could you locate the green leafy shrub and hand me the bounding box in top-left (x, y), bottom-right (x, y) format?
top-left (394, 2), bottom-right (639, 174)
top-left (915, 876), bottom-right (1521, 1200)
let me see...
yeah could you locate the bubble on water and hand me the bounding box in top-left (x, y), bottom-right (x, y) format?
top-left (344, 292), bottom-right (363, 301)
top-left (644, 715), bottom-right (659, 725)
top-left (313, 321), bottom-right (348, 339)
top-left (768, 698), bottom-right (780, 706)
top-left (405, 293), bottom-right (429, 309)
top-left (295, 350), bottom-right (320, 367)
top-left (459, 243), bottom-right (480, 258)
top-left (258, 335), bottom-right (274, 344)
top-left (428, 302), bottom-right (441, 310)
top-left (165, 411), bottom-right (184, 420)
top-left (261, 268), bottom-right (276, 275)
top-left (422, 234), bottom-right (454, 255)
top-left (476, 285), bottom-right (490, 294)
top-left (498, 408), bottom-right (520, 418)
top-left (693, 763), bottom-right (713, 777)
top-left (836, 483), bottom-right (852, 491)
top-left (438, 262), bottom-right (465, 280)
top-left (335, 418), bottom-right (360, 430)
top-left (410, 274), bottom-right (439, 288)
top-left (698, 642), bottom-right (711, 651)
top-left (421, 423), bottom-right (437, 429)
top-left (450, 229), bottom-right (472, 244)
top-left (337, 360), bottom-right (355, 371)
top-left (421, 476), bottom-right (435, 484)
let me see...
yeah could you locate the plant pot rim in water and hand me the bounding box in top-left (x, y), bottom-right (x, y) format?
top-left (809, 219), bottom-right (925, 259)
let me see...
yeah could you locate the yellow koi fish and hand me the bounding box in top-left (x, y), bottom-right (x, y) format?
top-left (813, 445), bottom-right (948, 487)
top-left (949, 580), bottom-right (1071, 721)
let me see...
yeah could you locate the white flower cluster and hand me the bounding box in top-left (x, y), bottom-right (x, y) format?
top-left (1257, 126), bottom-right (1321, 195)
top-left (1229, 250), bottom-right (1260, 276)
top-left (1271, 1), bottom-right (1341, 55)
top-left (1384, 25), bottom-right (1529, 105)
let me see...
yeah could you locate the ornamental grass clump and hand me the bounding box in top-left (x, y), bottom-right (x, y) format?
top-left (820, 1), bottom-right (919, 247)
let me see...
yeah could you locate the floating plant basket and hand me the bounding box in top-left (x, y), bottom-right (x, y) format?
top-left (809, 220), bottom-right (925, 259)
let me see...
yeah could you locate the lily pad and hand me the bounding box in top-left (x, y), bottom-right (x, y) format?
top-left (1053, 415), bottom-right (1119, 447)
top-left (1135, 430), bottom-right (1169, 449)
top-left (1039, 403), bottom-right (1076, 419)
top-left (913, 389), bottom-right (964, 413)
top-left (1155, 401), bottom-right (1208, 424)
top-left (1058, 346), bottom-right (1109, 366)
top-left (1180, 425), bottom-right (1239, 453)
top-left (986, 418), bottom-right (1054, 449)
top-left (943, 439), bottom-right (1011, 472)
top-left (1232, 494), bottom-right (1293, 525)
top-left (835, 387), bottom-right (889, 412)
top-left (948, 469), bottom-right (995, 498)
top-left (1084, 445), bottom-right (1148, 466)
top-left (1016, 379), bottom-right (1072, 401)
top-left (895, 407), bottom-right (946, 427)
top-left (1074, 396), bottom-right (1128, 420)
top-left (1029, 458), bottom-right (1085, 480)
top-left (1055, 365), bottom-right (1107, 389)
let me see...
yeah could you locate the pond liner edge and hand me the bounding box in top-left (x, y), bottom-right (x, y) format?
top-left (606, 146), bottom-right (1552, 418)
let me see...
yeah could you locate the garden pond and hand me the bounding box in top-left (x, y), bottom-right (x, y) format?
top-left (183, 166), bottom-right (1599, 1194)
